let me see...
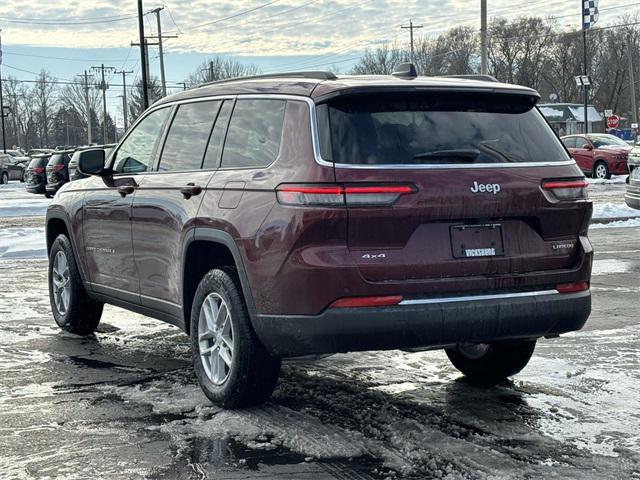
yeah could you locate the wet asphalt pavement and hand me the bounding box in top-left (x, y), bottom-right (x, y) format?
top-left (1, 183), bottom-right (640, 479)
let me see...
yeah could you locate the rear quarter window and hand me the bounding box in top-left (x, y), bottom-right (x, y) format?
top-left (221, 99), bottom-right (286, 169)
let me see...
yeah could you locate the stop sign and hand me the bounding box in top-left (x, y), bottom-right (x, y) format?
top-left (607, 115), bottom-right (620, 129)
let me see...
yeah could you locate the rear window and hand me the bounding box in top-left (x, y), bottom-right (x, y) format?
top-left (317, 92), bottom-right (570, 165)
top-left (29, 157), bottom-right (50, 168)
top-left (47, 153), bottom-right (68, 166)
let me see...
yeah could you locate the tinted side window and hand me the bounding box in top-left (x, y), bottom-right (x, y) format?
top-left (158, 100), bottom-right (221, 172)
top-left (202, 100), bottom-right (233, 170)
top-left (112, 107), bottom-right (171, 174)
top-left (562, 137), bottom-right (576, 149)
top-left (221, 99), bottom-right (286, 169)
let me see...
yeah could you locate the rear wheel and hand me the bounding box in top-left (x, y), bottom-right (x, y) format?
top-left (48, 234), bottom-right (103, 335)
top-left (191, 268), bottom-right (281, 409)
top-left (446, 339), bottom-right (536, 385)
top-left (594, 161), bottom-right (610, 180)
top-left (0, 172), bottom-right (7, 184)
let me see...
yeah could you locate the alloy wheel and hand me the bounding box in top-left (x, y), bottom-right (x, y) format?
top-left (198, 293), bottom-right (234, 385)
top-left (52, 251), bottom-right (71, 315)
top-left (457, 342), bottom-right (490, 360)
top-left (595, 164), bottom-right (608, 179)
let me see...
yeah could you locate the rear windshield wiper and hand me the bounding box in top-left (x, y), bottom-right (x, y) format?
top-left (412, 149), bottom-right (480, 163)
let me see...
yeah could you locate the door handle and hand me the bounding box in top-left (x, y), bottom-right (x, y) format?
top-left (117, 185), bottom-right (135, 197)
top-left (180, 183), bottom-right (202, 199)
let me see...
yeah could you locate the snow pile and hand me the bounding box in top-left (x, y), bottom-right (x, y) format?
top-left (591, 218), bottom-right (640, 229)
top-left (0, 227), bottom-right (46, 259)
top-left (588, 176), bottom-right (628, 185)
top-left (592, 202), bottom-right (640, 219)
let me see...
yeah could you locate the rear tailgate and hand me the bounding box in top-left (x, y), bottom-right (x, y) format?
top-left (320, 90), bottom-right (591, 284)
top-left (336, 165), bottom-right (590, 282)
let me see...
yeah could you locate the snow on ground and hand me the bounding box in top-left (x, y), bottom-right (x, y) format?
top-left (0, 227), bottom-right (46, 259)
top-left (0, 183), bottom-right (50, 217)
top-left (592, 202), bottom-right (640, 219)
top-left (591, 218), bottom-right (640, 229)
top-left (588, 176), bottom-right (628, 185)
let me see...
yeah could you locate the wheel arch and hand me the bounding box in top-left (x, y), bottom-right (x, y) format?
top-left (46, 209), bottom-right (88, 285)
top-left (182, 228), bottom-right (257, 335)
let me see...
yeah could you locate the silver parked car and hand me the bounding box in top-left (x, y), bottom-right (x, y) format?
top-left (0, 152), bottom-right (26, 184)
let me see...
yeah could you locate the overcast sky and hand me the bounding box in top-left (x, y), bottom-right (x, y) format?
top-left (0, 0), bottom-right (637, 122)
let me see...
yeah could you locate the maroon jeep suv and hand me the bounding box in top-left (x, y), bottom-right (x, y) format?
top-left (45, 66), bottom-right (592, 408)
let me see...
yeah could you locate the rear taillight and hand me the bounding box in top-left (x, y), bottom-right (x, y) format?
top-left (276, 184), bottom-right (416, 207)
top-left (32, 167), bottom-right (45, 174)
top-left (542, 179), bottom-right (588, 201)
top-left (556, 281), bottom-right (589, 293)
top-left (329, 295), bottom-right (403, 308)
top-left (52, 164), bottom-right (65, 171)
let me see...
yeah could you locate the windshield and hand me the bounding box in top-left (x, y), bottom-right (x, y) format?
top-left (317, 92), bottom-right (570, 165)
top-left (588, 135), bottom-right (628, 148)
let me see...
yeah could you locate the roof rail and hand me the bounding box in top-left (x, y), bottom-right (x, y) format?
top-left (198, 71), bottom-right (338, 87)
top-left (443, 74), bottom-right (499, 83)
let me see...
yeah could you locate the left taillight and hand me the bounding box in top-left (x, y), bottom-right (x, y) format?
top-left (276, 184), bottom-right (416, 207)
top-left (542, 178), bottom-right (588, 201)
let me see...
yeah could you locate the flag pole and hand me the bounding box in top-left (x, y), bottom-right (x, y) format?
top-left (583, 24), bottom-right (589, 134)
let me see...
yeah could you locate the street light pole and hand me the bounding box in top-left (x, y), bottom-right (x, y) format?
top-left (480, 0), bottom-right (488, 75)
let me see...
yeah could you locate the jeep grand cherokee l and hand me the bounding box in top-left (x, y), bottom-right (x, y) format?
top-left (45, 67), bottom-right (592, 408)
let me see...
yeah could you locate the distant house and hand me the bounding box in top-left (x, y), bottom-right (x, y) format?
top-left (538, 103), bottom-right (603, 136)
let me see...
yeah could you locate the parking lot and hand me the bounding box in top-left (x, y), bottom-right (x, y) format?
top-left (1, 180), bottom-right (639, 479)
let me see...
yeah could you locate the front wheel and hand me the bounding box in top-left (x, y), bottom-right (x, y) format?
top-left (0, 172), bottom-right (7, 184)
top-left (446, 340), bottom-right (536, 386)
top-left (49, 234), bottom-right (103, 335)
top-left (191, 268), bottom-right (281, 409)
top-left (594, 161), bottom-right (610, 180)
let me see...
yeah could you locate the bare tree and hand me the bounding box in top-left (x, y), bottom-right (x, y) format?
top-left (33, 70), bottom-right (58, 147)
top-left (186, 57), bottom-right (261, 87)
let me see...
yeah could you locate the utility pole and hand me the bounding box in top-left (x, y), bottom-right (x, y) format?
top-left (209, 60), bottom-right (214, 82)
top-left (628, 35), bottom-right (638, 129)
top-left (115, 69), bottom-right (133, 130)
top-left (150, 6), bottom-right (167, 97)
top-left (137, 0), bottom-right (149, 110)
top-left (401, 20), bottom-right (423, 64)
top-left (0, 29), bottom-right (7, 153)
top-left (78, 71), bottom-right (94, 144)
top-left (480, 0), bottom-right (488, 75)
top-left (91, 64), bottom-right (115, 144)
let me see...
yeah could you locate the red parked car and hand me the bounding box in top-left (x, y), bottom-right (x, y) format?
top-left (561, 134), bottom-right (631, 179)
top-left (46, 67), bottom-right (592, 408)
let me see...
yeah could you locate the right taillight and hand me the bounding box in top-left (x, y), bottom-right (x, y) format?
top-left (542, 179), bottom-right (588, 201)
top-left (276, 184), bottom-right (416, 207)
top-left (32, 167), bottom-right (45, 174)
top-left (556, 281), bottom-right (589, 293)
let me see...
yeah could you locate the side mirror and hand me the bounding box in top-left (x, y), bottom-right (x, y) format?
top-left (77, 149), bottom-right (106, 176)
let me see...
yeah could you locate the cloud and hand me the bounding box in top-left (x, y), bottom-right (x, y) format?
top-left (0, 0), bottom-right (635, 56)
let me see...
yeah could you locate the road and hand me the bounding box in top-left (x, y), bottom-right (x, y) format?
top-left (1, 181), bottom-right (639, 479)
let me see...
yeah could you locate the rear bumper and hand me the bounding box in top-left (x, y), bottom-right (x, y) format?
top-left (625, 187), bottom-right (640, 210)
top-left (254, 289), bottom-right (591, 357)
top-left (26, 183), bottom-right (45, 194)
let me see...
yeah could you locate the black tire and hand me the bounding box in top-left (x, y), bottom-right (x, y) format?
top-left (48, 234), bottom-right (103, 335)
top-left (20, 171), bottom-right (25, 183)
top-left (446, 340), bottom-right (536, 386)
top-left (593, 160), bottom-right (610, 180)
top-left (0, 172), bottom-right (7, 184)
top-left (191, 268), bottom-right (281, 409)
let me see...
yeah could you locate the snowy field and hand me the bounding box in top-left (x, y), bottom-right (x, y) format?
top-left (1, 179), bottom-right (640, 479)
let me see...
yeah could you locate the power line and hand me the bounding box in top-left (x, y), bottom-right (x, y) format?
top-left (0, 15), bottom-right (138, 26)
top-left (1, 51), bottom-right (135, 63)
top-left (189, 0), bottom-right (283, 30)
